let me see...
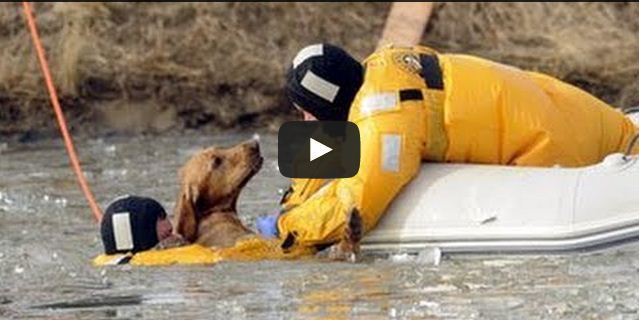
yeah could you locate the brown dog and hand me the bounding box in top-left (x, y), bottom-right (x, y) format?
top-left (174, 139), bottom-right (262, 248)
top-left (172, 139), bottom-right (363, 260)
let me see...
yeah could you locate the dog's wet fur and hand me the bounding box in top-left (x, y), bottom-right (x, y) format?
top-left (171, 139), bottom-right (362, 261)
top-left (174, 139), bottom-right (262, 248)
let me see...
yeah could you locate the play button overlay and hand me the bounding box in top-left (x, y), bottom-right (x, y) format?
top-left (310, 138), bottom-right (332, 161)
top-left (278, 121), bottom-right (360, 178)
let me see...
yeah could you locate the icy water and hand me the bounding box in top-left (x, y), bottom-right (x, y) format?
top-left (2, 132), bottom-right (639, 319)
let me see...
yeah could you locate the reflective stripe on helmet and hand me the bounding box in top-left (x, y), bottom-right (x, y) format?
top-left (300, 70), bottom-right (340, 103)
top-left (112, 212), bottom-right (134, 251)
top-left (293, 44), bottom-right (323, 69)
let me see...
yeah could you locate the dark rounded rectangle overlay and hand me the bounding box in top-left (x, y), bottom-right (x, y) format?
top-left (278, 121), bottom-right (360, 178)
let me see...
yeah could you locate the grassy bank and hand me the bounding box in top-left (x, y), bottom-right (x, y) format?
top-left (1, 2), bottom-right (638, 137)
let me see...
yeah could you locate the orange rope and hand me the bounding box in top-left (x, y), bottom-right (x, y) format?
top-left (22, 2), bottom-right (103, 222)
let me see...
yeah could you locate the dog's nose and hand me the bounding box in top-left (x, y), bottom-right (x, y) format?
top-left (245, 139), bottom-right (259, 151)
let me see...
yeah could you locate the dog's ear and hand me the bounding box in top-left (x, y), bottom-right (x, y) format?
top-left (174, 185), bottom-right (198, 243)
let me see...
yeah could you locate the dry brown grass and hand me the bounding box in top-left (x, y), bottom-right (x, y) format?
top-left (0, 2), bottom-right (389, 135)
top-left (428, 2), bottom-right (639, 106)
top-left (1, 2), bottom-right (638, 136)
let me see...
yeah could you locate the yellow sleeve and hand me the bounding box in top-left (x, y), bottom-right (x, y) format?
top-left (277, 101), bottom-right (426, 247)
top-left (280, 178), bottom-right (327, 212)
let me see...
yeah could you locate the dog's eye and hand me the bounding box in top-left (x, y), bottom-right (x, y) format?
top-left (211, 157), bottom-right (223, 169)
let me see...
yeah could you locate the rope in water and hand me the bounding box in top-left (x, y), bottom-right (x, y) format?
top-left (22, 2), bottom-right (103, 222)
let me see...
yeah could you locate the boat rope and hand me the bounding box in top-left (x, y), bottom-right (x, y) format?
top-left (21, 2), bottom-right (103, 222)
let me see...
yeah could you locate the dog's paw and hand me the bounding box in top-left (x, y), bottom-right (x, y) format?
top-left (325, 208), bottom-right (363, 263)
top-left (155, 234), bottom-right (188, 250)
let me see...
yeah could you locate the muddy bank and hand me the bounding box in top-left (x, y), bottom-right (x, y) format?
top-left (1, 3), bottom-right (638, 138)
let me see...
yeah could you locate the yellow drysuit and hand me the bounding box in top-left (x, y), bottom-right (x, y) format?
top-left (278, 45), bottom-right (638, 248)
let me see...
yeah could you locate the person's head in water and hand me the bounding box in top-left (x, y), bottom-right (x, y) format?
top-left (100, 195), bottom-right (173, 255)
top-left (286, 43), bottom-right (364, 122)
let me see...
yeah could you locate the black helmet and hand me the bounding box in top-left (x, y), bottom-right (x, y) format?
top-left (285, 43), bottom-right (364, 121)
top-left (100, 195), bottom-right (167, 254)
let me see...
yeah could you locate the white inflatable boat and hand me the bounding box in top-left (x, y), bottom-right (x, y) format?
top-left (363, 153), bottom-right (639, 253)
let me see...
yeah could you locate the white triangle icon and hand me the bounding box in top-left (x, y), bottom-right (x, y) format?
top-left (310, 138), bottom-right (332, 161)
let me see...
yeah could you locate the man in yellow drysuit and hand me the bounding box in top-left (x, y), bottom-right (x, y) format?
top-left (256, 43), bottom-right (639, 250)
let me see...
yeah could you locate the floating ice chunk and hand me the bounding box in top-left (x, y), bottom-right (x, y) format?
top-left (0, 143), bottom-right (7, 153)
top-left (14, 265), bottom-right (24, 274)
top-left (1, 192), bottom-right (14, 205)
top-left (464, 282), bottom-right (489, 290)
top-left (104, 169), bottom-right (128, 177)
top-left (27, 172), bottom-right (50, 179)
top-left (105, 145), bottom-right (117, 154)
top-left (416, 246), bottom-right (442, 266)
top-left (389, 253), bottom-right (414, 263)
top-left (483, 259), bottom-right (524, 267)
top-left (421, 284), bottom-right (458, 293)
top-left (419, 300), bottom-right (440, 308)
top-left (55, 198), bottom-right (68, 207)
top-left (142, 292), bottom-right (188, 305)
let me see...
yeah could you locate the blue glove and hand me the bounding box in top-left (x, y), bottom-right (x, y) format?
top-left (256, 214), bottom-right (279, 238)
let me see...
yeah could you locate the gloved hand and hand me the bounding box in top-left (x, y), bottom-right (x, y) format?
top-left (256, 214), bottom-right (279, 238)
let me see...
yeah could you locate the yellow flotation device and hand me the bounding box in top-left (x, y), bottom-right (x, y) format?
top-left (93, 236), bottom-right (316, 266)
